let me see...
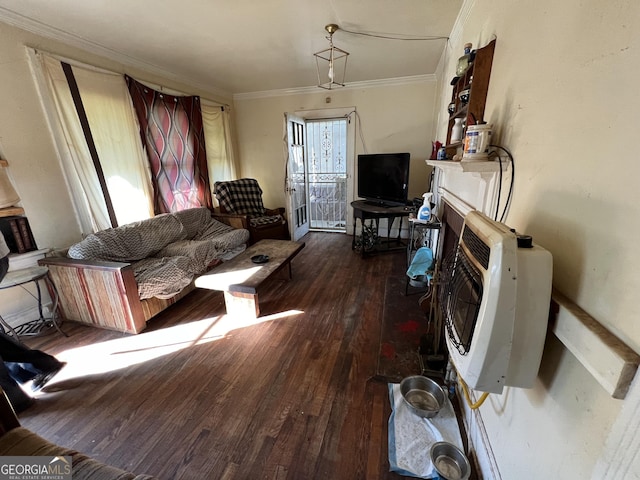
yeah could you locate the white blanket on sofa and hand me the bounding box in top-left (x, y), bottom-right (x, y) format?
top-left (68, 208), bottom-right (250, 299)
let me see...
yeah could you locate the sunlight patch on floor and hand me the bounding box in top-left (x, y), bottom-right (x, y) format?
top-left (43, 309), bottom-right (304, 388)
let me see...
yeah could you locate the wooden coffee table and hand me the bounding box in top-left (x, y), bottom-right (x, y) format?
top-left (195, 239), bottom-right (305, 318)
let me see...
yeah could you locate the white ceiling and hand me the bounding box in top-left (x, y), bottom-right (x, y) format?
top-left (0, 0), bottom-right (463, 96)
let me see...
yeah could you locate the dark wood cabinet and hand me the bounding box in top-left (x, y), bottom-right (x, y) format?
top-left (445, 39), bottom-right (496, 153)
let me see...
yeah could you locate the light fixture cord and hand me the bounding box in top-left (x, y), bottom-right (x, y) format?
top-left (339, 28), bottom-right (448, 41)
top-left (328, 33), bottom-right (335, 81)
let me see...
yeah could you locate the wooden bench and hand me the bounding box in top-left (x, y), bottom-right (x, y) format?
top-left (195, 239), bottom-right (305, 318)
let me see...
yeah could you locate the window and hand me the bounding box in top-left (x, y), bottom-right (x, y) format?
top-left (30, 50), bottom-right (237, 233)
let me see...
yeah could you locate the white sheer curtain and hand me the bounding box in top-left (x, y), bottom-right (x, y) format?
top-left (73, 66), bottom-right (154, 225)
top-left (201, 101), bottom-right (237, 186)
top-left (38, 54), bottom-right (111, 233)
top-left (34, 53), bottom-right (154, 231)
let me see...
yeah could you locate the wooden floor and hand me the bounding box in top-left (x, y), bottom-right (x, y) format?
top-left (20, 232), bottom-right (418, 480)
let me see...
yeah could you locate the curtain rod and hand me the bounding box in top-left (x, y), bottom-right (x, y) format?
top-left (29, 47), bottom-right (117, 76)
top-left (29, 47), bottom-right (230, 109)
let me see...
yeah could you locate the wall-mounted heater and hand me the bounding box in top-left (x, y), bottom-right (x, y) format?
top-left (439, 211), bottom-right (553, 394)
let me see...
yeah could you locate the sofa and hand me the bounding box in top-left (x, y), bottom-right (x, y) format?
top-left (39, 207), bottom-right (249, 334)
top-left (0, 388), bottom-right (154, 479)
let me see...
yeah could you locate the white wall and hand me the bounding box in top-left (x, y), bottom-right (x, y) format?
top-left (233, 81), bottom-right (438, 210)
top-left (435, 0), bottom-right (640, 478)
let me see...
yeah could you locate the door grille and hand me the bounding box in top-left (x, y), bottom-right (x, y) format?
top-left (306, 119), bottom-right (347, 231)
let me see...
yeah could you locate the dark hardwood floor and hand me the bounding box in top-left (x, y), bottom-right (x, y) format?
top-left (20, 232), bottom-right (416, 479)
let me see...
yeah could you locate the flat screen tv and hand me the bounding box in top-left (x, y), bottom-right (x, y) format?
top-left (357, 153), bottom-right (410, 207)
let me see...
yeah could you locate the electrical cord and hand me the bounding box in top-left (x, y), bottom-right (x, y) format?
top-left (346, 110), bottom-right (368, 154)
top-left (459, 374), bottom-right (490, 410)
top-left (490, 149), bottom-right (503, 222)
top-left (488, 145), bottom-right (515, 223)
top-left (339, 28), bottom-right (448, 42)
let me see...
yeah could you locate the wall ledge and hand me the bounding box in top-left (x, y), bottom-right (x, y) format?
top-left (550, 288), bottom-right (640, 399)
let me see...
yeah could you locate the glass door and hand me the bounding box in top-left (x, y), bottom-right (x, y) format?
top-left (285, 114), bottom-right (310, 241)
top-left (306, 118), bottom-right (347, 232)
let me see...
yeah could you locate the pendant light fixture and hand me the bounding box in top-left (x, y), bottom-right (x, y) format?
top-left (314, 24), bottom-right (349, 90)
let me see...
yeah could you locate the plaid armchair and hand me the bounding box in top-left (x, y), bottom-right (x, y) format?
top-left (213, 178), bottom-right (290, 244)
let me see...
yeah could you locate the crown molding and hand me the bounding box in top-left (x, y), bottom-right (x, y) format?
top-left (0, 7), bottom-right (232, 100)
top-left (233, 74), bottom-right (437, 101)
top-left (449, 0), bottom-right (476, 47)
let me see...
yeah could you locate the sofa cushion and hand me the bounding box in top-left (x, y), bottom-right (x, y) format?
top-left (137, 223), bottom-right (249, 299)
top-left (68, 213), bottom-right (185, 262)
top-left (249, 215), bottom-right (284, 227)
top-left (67, 208), bottom-right (250, 300)
top-left (0, 427), bottom-right (155, 479)
top-left (172, 206), bottom-right (213, 239)
top-left (132, 256), bottom-right (195, 300)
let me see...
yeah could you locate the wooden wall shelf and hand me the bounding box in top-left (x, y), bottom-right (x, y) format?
top-left (445, 39), bottom-right (496, 151)
top-left (0, 207), bottom-right (25, 218)
top-left (427, 159), bottom-right (504, 173)
top-left (551, 288), bottom-right (640, 399)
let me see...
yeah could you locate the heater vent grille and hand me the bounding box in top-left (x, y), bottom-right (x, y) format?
top-left (439, 246), bottom-right (483, 354)
top-left (462, 227), bottom-right (490, 270)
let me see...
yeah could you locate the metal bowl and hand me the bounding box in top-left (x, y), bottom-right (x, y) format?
top-left (430, 442), bottom-right (471, 480)
top-left (399, 375), bottom-right (445, 418)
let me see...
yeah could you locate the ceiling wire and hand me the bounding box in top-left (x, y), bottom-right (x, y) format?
top-left (339, 28), bottom-right (448, 41)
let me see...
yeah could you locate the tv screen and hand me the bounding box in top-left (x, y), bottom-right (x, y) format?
top-left (357, 153), bottom-right (410, 207)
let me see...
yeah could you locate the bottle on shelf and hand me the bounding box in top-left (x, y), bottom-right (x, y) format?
top-left (417, 193), bottom-right (433, 223)
top-left (451, 118), bottom-right (464, 142)
top-left (456, 43), bottom-right (473, 76)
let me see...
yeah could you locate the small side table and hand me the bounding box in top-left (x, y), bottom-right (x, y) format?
top-left (0, 266), bottom-right (66, 339)
top-left (351, 200), bottom-right (411, 257)
top-left (407, 216), bottom-right (442, 266)
top-left (406, 216), bottom-right (441, 295)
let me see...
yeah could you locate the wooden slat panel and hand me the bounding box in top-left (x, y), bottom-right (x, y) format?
top-left (140, 284), bottom-right (195, 321)
top-left (80, 268), bottom-right (134, 332)
top-left (42, 258), bottom-right (203, 334)
top-left (46, 264), bottom-right (136, 332)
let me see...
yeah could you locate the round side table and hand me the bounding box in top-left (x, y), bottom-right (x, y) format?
top-left (0, 265), bottom-right (66, 340)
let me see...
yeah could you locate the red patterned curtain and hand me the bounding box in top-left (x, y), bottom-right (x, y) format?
top-left (126, 76), bottom-right (212, 214)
